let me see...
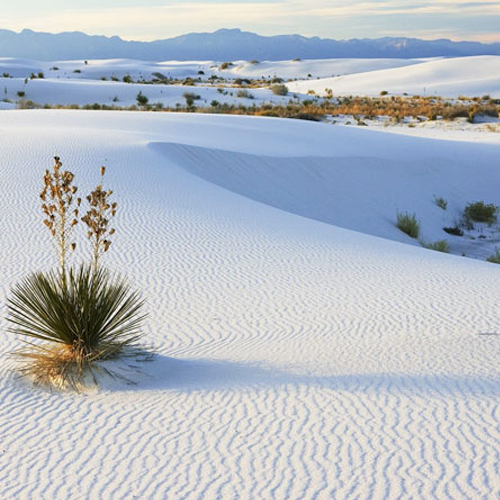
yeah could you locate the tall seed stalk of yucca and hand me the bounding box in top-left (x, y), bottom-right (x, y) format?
top-left (40, 156), bottom-right (80, 286)
top-left (81, 166), bottom-right (117, 273)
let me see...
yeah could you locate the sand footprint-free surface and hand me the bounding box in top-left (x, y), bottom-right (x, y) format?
top-left (1, 110), bottom-right (500, 499)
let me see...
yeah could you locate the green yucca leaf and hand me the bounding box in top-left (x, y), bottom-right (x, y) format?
top-left (7, 265), bottom-right (147, 357)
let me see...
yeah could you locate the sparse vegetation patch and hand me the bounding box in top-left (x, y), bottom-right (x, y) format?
top-left (464, 201), bottom-right (498, 225)
top-left (396, 211), bottom-right (420, 239)
top-left (421, 239), bottom-right (451, 253)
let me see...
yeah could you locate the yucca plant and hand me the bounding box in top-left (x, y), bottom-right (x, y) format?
top-left (7, 158), bottom-right (147, 390)
top-left (8, 265), bottom-right (146, 389)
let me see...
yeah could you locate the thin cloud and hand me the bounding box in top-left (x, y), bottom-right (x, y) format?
top-left (0, 0), bottom-right (497, 41)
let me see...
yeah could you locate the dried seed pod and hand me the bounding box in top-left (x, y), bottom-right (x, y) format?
top-left (41, 156), bottom-right (78, 284)
top-left (82, 165), bottom-right (117, 271)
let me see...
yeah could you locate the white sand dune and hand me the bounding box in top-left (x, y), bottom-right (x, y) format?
top-left (1, 77), bottom-right (292, 107)
top-left (0, 56), bottom-right (498, 108)
top-left (0, 56), bottom-right (430, 82)
top-left (289, 55), bottom-right (500, 98)
top-left (1, 111), bottom-right (500, 499)
top-left (226, 57), bottom-right (432, 80)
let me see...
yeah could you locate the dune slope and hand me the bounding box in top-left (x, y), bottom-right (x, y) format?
top-left (289, 55), bottom-right (500, 97)
top-left (1, 111), bottom-right (500, 499)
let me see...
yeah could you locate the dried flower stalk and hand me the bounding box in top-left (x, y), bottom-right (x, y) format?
top-left (40, 156), bottom-right (79, 285)
top-left (81, 166), bottom-right (117, 272)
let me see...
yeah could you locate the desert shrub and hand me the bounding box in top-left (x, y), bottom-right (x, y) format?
top-left (123, 75), bottom-right (133, 83)
top-left (290, 113), bottom-right (322, 122)
top-left (38, 72), bottom-right (44, 79)
top-left (220, 62), bottom-right (233, 70)
top-left (433, 196), bottom-right (448, 210)
top-left (380, 90), bottom-right (388, 96)
top-left (17, 91), bottom-right (25, 98)
top-left (6, 158), bottom-right (147, 390)
top-left (442, 106), bottom-right (469, 120)
top-left (8, 265), bottom-right (145, 389)
top-left (17, 99), bottom-right (37, 109)
top-left (136, 91), bottom-right (149, 106)
top-left (487, 248), bottom-right (500, 264)
top-left (443, 226), bottom-right (463, 236)
top-left (236, 89), bottom-right (254, 99)
top-left (182, 91), bottom-right (201, 100)
top-left (464, 201), bottom-right (498, 224)
top-left (396, 211), bottom-right (420, 238)
top-left (234, 78), bottom-right (251, 85)
top-left (73, 69), bottom-right (81, 74)
top-left (152, 72), bottom-right (168, 82)
top-left (421, 239), bottom-right (450, 253)
top-left (271, 84), bottom-right (289, 96)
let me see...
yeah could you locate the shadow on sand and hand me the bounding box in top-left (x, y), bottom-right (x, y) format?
top-left (100, 354), bottom-right (500, 397)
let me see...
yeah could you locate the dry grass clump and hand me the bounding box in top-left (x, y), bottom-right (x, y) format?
top-left (421, 239), bottom-right (451, 253)
top-left (7, 157), bottom-right (147, 390)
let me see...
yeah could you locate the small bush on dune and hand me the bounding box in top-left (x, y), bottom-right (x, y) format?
top-left (396, 211), bottom-right (420, 238)
top-left (464, 201), bottom-right (498, 225)
top-left (236, 89), bottom-right (254, 99)
top-left (421, 239), bottom-right (450, 253)
top-left (433, 196), bottom-right (447, 210)
top-left (6, 158), bottom-right (147, 390)
top-left (487, 248), bottom-right (500, 264)
top-left (136, 91), bottom-right (149, 107)
top-left (271, 84), bottom-right (289, 96)
top-left (182, 91), bottom-right (201, 101)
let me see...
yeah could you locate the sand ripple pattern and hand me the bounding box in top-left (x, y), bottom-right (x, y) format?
top-left (1, 111), bottom-right (500, 499)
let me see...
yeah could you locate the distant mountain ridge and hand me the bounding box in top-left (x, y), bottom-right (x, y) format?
top-left (0, 28), bottom-right (499, 61)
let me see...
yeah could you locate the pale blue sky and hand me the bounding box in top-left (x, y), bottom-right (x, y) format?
top-left (1, 0), bottom-right (499, 42)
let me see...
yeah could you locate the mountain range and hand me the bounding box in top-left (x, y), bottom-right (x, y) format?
top-left (0, 28), bottom-right (499, 61)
